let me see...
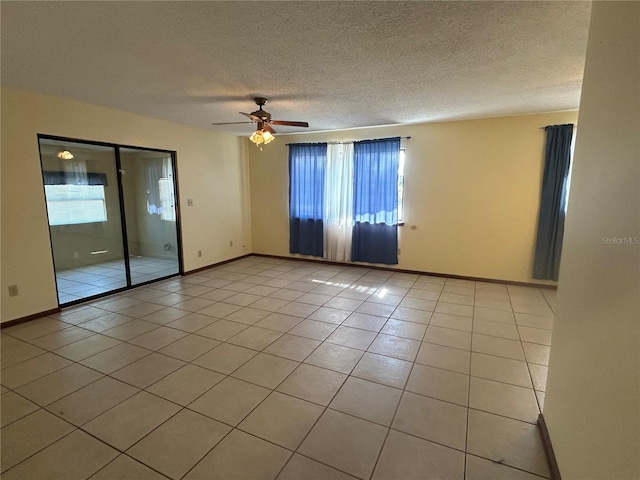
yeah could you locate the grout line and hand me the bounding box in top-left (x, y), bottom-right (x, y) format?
top-left (0, 427), bottom-right (79, 476)
top-left (368, 274), bottom-right (438, 480)
top-left (508, 286), bottom-right (546, 414)
top-left (465, 452), bottom-right (551, 480)
top-left (463, 279), bottom-right (477, 480)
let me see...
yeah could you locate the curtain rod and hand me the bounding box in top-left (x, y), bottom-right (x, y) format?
top-left (286, 136), bottom-right (411, 146)
top-left (540, 124), bottom-right (576, 130)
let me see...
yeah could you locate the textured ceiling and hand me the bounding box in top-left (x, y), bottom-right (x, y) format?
top-left (1, 1), bottom-right (591, 136)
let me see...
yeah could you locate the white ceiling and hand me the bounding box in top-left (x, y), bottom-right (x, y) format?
top-left (1, 1), bottom-right (591, 136)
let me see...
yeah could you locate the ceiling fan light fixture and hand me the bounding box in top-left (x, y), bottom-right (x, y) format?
top-left (249, 129), bottom-right (275, 146)
top-left (214, 98), bottom-right (308, 143)
top-left (262, 130), bottom-right (275, 144)
top-left (57, 149), bottom-right (74, 160)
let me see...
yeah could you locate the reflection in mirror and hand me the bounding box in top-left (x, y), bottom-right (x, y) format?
top-left (39, 138), bottom-right (128, 304)
top-left (120, 147), bottom-right (180, 286)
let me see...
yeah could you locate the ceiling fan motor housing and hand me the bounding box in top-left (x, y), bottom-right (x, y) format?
top-left (251, 109), bottom-right (271, 122)
top-left (251, 98), bottom-right (271, 121)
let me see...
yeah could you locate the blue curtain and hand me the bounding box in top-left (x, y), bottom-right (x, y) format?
top-left (289, 143), bottom-right (327, 256)
top-left (533, 124), bottom-right (574, 280)
top-left (352, 137), bottom-right (400, 264)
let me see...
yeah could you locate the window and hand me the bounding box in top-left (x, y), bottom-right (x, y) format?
top-left (146, 157), bottom-right (176, 221)
top-left (562, 125), bottom-right (577, 214)
top-left (159, 177), bottom-right (176, 221)
top-left (398, 149), bottom-right (406, 224)
top-left (45, 184), bottom-right (107, 226)
top-left (289, 137), bottom-right (401, 264)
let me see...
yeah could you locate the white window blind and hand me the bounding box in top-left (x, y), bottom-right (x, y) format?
top-left (45, 184), bottom-right (107, 226)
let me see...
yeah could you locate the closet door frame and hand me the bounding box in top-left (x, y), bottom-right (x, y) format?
top-left (38, 133), bottom-right (184, 307)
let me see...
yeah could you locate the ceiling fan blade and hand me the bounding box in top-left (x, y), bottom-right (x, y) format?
top-left (263, 124), bottom-right (276, 135)
top-left (271, 120), bottom-right (309, 128)
top-left (211, 121), bottom-right (254, 125)
top-left (240, 112), bottom-right (260, 122)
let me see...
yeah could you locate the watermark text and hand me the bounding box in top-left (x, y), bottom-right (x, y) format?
top-left (602, 236), bottom-right (639, 245)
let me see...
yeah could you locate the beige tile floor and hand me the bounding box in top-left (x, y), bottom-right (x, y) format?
top-left (56, 257), bottom-right (179, 305)
top-left (1, 256), bottom-right (555, 479)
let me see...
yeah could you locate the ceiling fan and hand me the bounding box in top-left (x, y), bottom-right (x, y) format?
top-left (212, 97), bottom-right (309, 145)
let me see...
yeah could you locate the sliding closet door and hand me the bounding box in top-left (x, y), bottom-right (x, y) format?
top-left (39, 138), bottom-right (128, 304)
top-left (119, 148), bottom-right (180, 286)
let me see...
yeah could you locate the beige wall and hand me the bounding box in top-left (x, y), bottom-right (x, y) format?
top-left (1, 87), bottom-right (252, 322)
top-left (544, 2), bottom-right (640, 478)
top-left (250, 111), bottom-right (577, 283)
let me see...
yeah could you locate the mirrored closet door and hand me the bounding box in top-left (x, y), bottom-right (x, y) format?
top-left (38, 136), bottom-right (182, 306)
top-left (120, 147), bottom-right (180, 286)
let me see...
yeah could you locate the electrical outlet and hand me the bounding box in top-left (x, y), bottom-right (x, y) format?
top-left (8, 285), bottom-right (19, 297)
top-left (229, 240), bottom-right (233, 247)
top-left (197, 250), bottom-right (202, 257)
top-left (397, 248), bottom-right (401, 255)
top-left (74, 252), bottom-right (79, 259)
top-left (187, 199), bottom-right (194, 206)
